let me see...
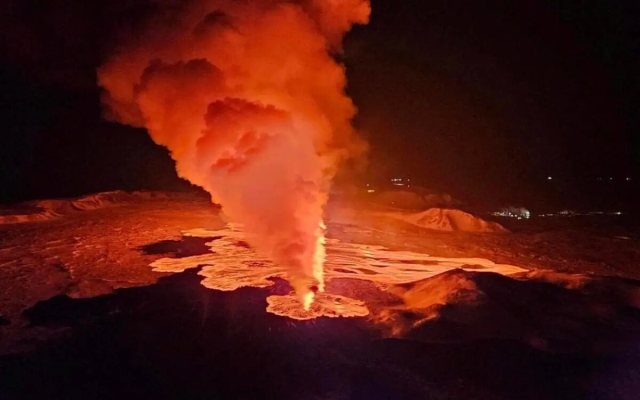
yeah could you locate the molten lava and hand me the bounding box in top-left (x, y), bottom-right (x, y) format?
top-left (98, 0), bottom-right (370, 307)
top-left (150, 224), bottom-right (527, 320)
top-left (306, 220), bottom-right (327, 309)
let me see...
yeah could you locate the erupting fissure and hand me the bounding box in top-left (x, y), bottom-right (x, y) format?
top-left (98, 0), bottom-right (370, 307)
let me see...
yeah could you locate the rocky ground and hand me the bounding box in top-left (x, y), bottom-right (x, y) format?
top-left (0, 192), bottom-right (639, 399)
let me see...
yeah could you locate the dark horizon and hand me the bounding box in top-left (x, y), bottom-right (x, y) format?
top-left (0, 0), bottom-right (638, 209)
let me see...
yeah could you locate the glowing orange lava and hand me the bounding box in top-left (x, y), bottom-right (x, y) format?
top-left (150, 224), bottom-right (526, 320)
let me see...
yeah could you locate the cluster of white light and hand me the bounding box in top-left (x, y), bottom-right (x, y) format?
top-left (491, 208), bottom-right (531, 220)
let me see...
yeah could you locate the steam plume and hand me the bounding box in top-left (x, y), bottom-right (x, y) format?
top-left (98, 0), bottom-right (370, 306)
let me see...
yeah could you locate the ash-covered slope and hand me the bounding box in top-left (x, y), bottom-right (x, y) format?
top-left (0, 191), bottom-right (174, 224)
top-left (387, 208), bottom-right (508, 233)
top-left (379, 269), bottom-right (640, 354)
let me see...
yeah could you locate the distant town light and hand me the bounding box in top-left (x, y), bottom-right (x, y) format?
top-left (547, 176), bottom-right (552, 180)
top-left (367, 189), bottom-right (375, 193)
top-left (610, 177), bottom-right (613, 180)
top-left (491, 207), bottom-right (531, 219)
top-left (627, 177), bottom-right (631, 181)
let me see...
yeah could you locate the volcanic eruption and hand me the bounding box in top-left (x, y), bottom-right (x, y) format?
top-left (98, 0), bottom-right (370, 308)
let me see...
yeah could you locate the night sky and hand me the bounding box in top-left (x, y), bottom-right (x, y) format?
top-left (0, 0), bottom-right (638, 208)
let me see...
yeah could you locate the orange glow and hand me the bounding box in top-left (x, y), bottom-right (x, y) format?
top-left (302, 291), bottom-right (315, 311)
top-left (267, 292), bottom-right (369, 321)
top-left (150, 225), bottom-right (527, 320)
top-left (98, 1), bottom-right (370, 307)
top-left (312, 220), bottom-right (327, 293)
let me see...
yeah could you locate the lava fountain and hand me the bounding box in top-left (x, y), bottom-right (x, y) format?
top-left (98, 0), bottom-right (370, 308)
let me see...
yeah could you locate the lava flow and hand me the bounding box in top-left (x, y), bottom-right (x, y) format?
top-left (98, 0), bottom-right (370, 308)
top-left (150, 224), bottom-right (526, 320)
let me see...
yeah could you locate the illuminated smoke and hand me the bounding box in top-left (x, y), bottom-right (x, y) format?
top-left (98, 0), bottom-right (370, 305)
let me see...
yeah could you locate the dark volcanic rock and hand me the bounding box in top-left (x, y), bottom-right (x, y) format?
top-left (0, 269), bottom-right (634, 400)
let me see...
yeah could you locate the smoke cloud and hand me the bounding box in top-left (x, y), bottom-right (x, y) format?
top-left (98, 0), bottom-right (370, 306)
